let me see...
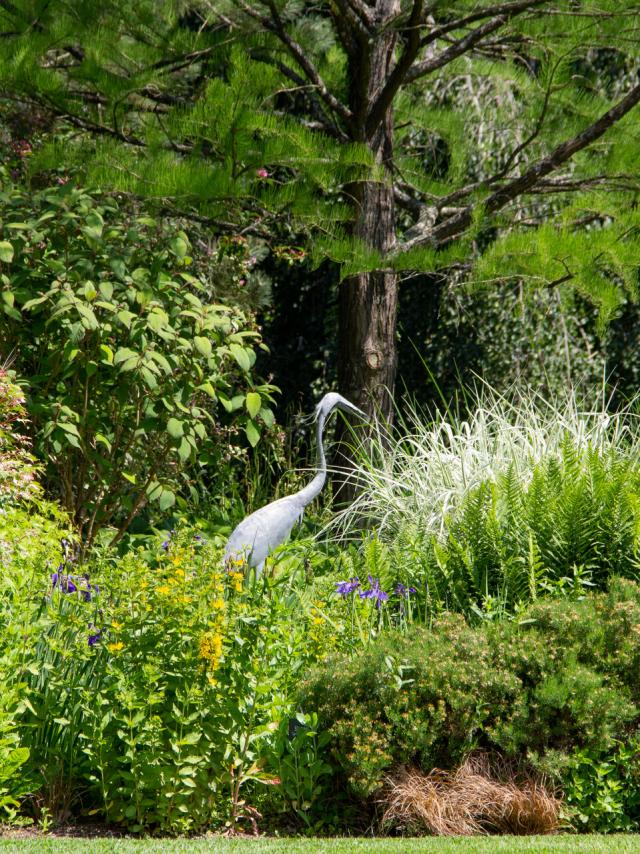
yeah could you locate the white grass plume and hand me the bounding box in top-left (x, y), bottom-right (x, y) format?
top-left (329, 382), bottom-right (640, 542)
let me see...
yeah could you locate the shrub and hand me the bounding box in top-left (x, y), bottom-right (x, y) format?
top-left (0, 528), bottom-right (333, 832)
top-left (299, 580), bottom-right (640, 830)
top-left (0, 370), bottom-right (40, 507)
top-left (0, 181), bottom-right (276, 549)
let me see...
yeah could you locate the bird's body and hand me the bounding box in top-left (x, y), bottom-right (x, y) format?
top-left (224, 392), bottom-right (366, 574)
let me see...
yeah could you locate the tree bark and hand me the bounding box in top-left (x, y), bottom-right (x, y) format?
top-left (334, 0), bottom-right (399, 491)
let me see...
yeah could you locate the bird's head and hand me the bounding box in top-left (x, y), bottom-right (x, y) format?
top-left (314, 392), bottom-right (368, 424)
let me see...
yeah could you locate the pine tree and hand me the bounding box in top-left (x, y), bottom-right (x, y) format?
top-left (1, 1), bottom-right (639, 433)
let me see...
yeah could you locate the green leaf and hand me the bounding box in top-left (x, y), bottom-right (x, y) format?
top-left (140, 366), bottom-right (158, 389)
top-left (59, 422), bottom-right (80, 437)
top-left (110, 259), bottom-right (127, 280)
top-left (178, 437), bottom-right (191, 462)
top-left (100, 344), bottom-right (114, 364)
top-left (246, 392), bottom-right (261, 418)
top-left (169, 236), bottom-right (188, 258)
top-left (114, 347), bottom-right (138, 364)
top-left (99, 281), bottom-right (114, 301)
top-left (117, 310), bottom-right (137, 328)
top-left (0, 241), bottom-right (14, 263)
top-left (261, 408), bottom-right (275, 428)
top-left (245, 419), bottom-right (261, 447)
top-left (194, 336), bottom-right (212, 357)
top-left (198, 381), bottom-right (217, 399)
top-left (94, 433), bottom-right (112, 452)
top-left (229, 343), bottom-right (251, 371)
top-left (159, 489), bottom-right (176, 511)
top-left (167, 417), bottom-right (184, 439)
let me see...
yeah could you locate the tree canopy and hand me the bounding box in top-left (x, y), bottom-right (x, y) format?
top-left (1, 0), bottom-right (639, 427)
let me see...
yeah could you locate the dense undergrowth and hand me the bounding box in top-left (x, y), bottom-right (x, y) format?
top-left (3, 371), bottom-right (640, 835)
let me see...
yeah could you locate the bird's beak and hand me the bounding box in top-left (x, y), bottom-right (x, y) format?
top-left (340, 401), bottom-right (368, 421)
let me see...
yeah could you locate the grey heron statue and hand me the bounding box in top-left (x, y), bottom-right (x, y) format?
top-left (224, 392), bottom-right (366, 574)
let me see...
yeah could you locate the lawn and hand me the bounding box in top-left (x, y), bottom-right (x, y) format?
top-left (2, 837), bottom-right (640, 853)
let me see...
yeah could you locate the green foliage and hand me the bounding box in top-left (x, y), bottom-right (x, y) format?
top-left (564, 739), bottom-right (640, 833)
top-left (0, 687), bottom-right (31, 821)
top-left (0, 527), bottom-right (334, 832)
top-left (0, 369), bottom-right (41, 507)
top-left (0, 180), bottom-right (276, 547)
top-left (300, 580), bottom-right (640, 822)
top-left (270, 712), bottom-right (333, 828)
top-left (408, 442), bottom-right (640, 622)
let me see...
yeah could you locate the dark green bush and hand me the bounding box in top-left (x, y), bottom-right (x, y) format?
top-left (300, 579), bottom-right (640, 821)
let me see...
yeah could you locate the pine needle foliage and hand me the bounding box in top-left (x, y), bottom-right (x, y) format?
top-left (0, 0), bottom-right (638, 287)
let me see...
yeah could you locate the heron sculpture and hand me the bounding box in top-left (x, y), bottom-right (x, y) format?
top-left (224, 392), bottom-right (366, 574)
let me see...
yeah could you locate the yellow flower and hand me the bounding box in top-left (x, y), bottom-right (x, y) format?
top-left (157, 584), bottom-right (171, 595)
top-left (228, 570), bottom-right (244, 592)
top-left (175, 568), bottom-right (185, 578)
top-left (108, 641), bottom-right (124, 653)
top-left (111, 620), bottom-right (123, 630)
top-left (312, 616), bottom-right (324, 626)
top-left (212, 598), bottom-right (225, 611)
top-left (199, 631), bottom-right (223, 670)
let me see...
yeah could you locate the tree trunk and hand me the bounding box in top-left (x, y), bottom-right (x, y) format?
top-left (334, 0), bottom-right (399, 493)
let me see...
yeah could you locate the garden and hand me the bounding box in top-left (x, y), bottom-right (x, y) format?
top-left (1, 0), bottom-right (640, 848)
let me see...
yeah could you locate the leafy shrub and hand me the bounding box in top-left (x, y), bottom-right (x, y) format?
top-left (0, 181), bottom-right (276, 548)
top-left (405, 442), bottom-right (640, 622)
top-left (0, 687), bottom-right (31, 821)
top-left (300, 580), bottom-right (640, 829)
top-left (0, 369), bottom-right (40, 507)
top-left (0, 528), bottom-right (333, 832)
top-left (564, 739), bottom-right (640, 833)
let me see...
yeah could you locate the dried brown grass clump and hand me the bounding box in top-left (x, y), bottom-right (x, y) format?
top-left (380, 753), bottom-right (561, 836)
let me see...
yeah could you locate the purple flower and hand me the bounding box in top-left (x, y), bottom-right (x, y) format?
top-left (51, 570), bottom-right (98, 601)
top-left (335, 577), bottom-right (360, 596)
top-left (88, 627), bottom-right (102, 647)
top-left (359, 575), bottom-right (389, 608)
top-left (161, 540), bottom-right (170, 551)
top-left (395, 583), bottom-right (417, 597)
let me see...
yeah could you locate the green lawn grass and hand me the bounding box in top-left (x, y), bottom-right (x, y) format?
top-left (2, 837), bottom-right (640, 853)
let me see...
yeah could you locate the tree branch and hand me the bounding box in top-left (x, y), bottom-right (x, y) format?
top-left (407, 15), bottom-right (508, 82)
top-left (418, 0), bottom-right (553, 52)
top-left (400, 80), bottom-right (640, 250)
top-left (233, 0), bottom-right (353, 125)
top-left (365, 0), bottom-right (424, 137)
top-left (407, 0), bottom-right (551, 83)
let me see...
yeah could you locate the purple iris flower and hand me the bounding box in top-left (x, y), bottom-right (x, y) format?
top-left (88, 627), bottom-right (102, 647)
top-left (51, 570), bottom-right (78, 594)
top-left (359, 575), bottom-right (389, 608)
top-left (335, 577), bottom-right (360, 596)
top-left (51, 570), bottom-right (98, 601)
top-left (395, 583), bottom-right (417, 597)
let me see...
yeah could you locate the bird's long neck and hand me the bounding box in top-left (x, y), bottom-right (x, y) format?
top-left (295, 413), bottom-right (327, 507)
